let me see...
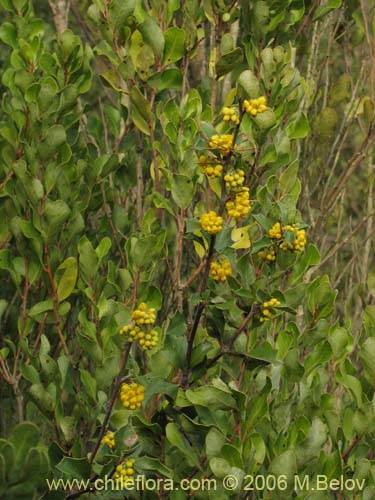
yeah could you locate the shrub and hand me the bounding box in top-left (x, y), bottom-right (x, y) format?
top-left (0, 1), bottom-right (374, 499)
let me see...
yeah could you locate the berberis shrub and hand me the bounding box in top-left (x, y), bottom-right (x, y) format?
top-left (0, 0), bottom-right (374, 499)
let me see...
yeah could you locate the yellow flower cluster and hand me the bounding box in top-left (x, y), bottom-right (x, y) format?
top-left (210, 259), bottom-right (232, 281)
top-left (222, 107), bottom-right (240, 125)
top-left (120, 324), bottom-right (158, 350)
top-left (244, 96), bottom-right (267, 116)
top-left (198, 156), bottom-right (223, 178)
top-left (258, 248), bottom-right (276, 263)
top-left (101, 431), bottom-right (115, 449)
top-left (120, 383), bottom-right (145, 410)
top-left (226, 187), bottom-right (251, 219)
top-left (209, 134), bottom-right (237, 156)
top-left (131, 303), bottom-right (156, 325)
top-left (260, 298), bottom-right (281, 322)
top-left (224, 169), bottom-right (245, 189)
top-left (119, 303), bottom-right (158, 350)
top-left (268, 223), bottom-right (307, 253)
top-left (113, 458), bottom-right (136, 482)
top-left (204, 165), bottom-right (223, 178)
top-left (200, 211), bottom-right (223, 234)
top-left (280, 225), bottom-right (307, 253)
top-left (268, 222), bottom-right (282, 239)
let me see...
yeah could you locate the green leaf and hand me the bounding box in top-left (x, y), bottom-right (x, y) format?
top-left (163, 27), bottom-right (186, 64)
top-left (79, 368), bottom-right (97, 401)
top-left (337, 370), bottom-right (362, 408)
top-left (291, 244), bottom-right (320, 284)
top-left (279, 161), bottom-right (299, 194)
top-left (304, 341), bottom-right (332, 376)
top-left (253, 109), bottom-right (276, 130)
top-left (296, 418), bottom-right (328, 467)
top-left (286, 113), bottom-right (310, 139)
top-left (38, 125), bottom-right (67, 159)
top-left (0, 439), bottom-right (14, 478)
top-left (56, 457), bottom-right (91, 480)
top-left (28, 300), bottom-right (53, 317)
top-left (78, 236), bottom-right (99, 280)
top-left (148, 68), bottom-right (182, 91)
top-left (245, 379), bottom-right (270, 430)
top-left (249, 343), bottom-right (278, 363)
top-left (270, 450), bottom-right (297, 481)
top-left (58, 29), bottom-right (82, 61)
top-left (44, 200), bottom-right (71, 234)
top-left (10, 423), bottom-right (40, 466)
top-left (166, 422), bottom-right (200, 467)
top-left (253, 1), bottom-right (269, 25)
top-left (206, 428), bottom-right (225, 458)
top-left (238, 69), bottom-right (260, 97)
top-left (215, 47), bottom-right (243, 77)
top-left (313, 0), bottom-right (342, 21)
top-left (20, 364), bottom-right (40, 384)
top-left (208, 457), bottom-right (231, 478)
top-left (0, 22), bottom-right (18, 48)
top-left (23, 448), bottom-right (50, 486)
top-left (171, 175), bottom-right (195, 208)
top-left (95, 237), bottom-right (112, 263)
top-left (367, 268), bottom-right (375, 297)
top-left (185, 386), bottom-right (236, 410)
top-left (55, 257), bottom-right (78, 302)
top-left (363, 305), bottom-right (375, 335)
top-left (139, 16), bottom-right (165, 56)
top-left (130, 86), bottom-right (152, 135)
top-left (59, 417), bottom-right (76, 442)
top-left (109, 0), bottom-right (136, 28)
top-left (328, 326), bottom-right (352, 358)
top-left (130, 232), bottom-right (166, 267)
top-left (151, 192), bottom-right (175, 215)
top-left (359, 337), bottom-right (375, 379)
top-left (135, 457), bottom-right (173, 478)
top-left (29, 384), bottom-right (54, 413)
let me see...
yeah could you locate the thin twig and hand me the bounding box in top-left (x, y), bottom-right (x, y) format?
top-left (0, 170), bottom-right (14, 192)
top-left (206, 307), bottom-right (254, 369)
top-left (88, 342), bottom-right (131, 465)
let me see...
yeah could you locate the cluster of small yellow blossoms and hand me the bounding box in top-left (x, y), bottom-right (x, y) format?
top-left (224, 169), bottom-right (245, 189)
top-left (226, 187), bottom-right (251, 219)
top-left (244, 96), bottom-right (267, 116)
top-left (222, 107), bottom-right (240, 125)
top-left (122, 325), bottom-right (159, 350)
top-left (204, 165), bottom-right (223, 178)
top-left (131, 303), bottom-right (156, 325)
top-left (119, 303), bottom-right (158, 350)
top-left (209, 134), bottom-right (237, 156)
top-left (260, 298), bottom-right (281, 322)
top-left (101, 431), bottom-right (115, 449)
top-left (268, 223), bottom-right (307, 253)
top-left (280, 225), bottom-right (307, 253)
top-left (268, 222), bottom-right (282, 239)
top-left (258, 247), bottom-right (276, 263)
top-left (113, 458), bottom-right (136, 482)
top-left (120, 383), bottom-right (145, 410)
top-left (200, 211), bottom-right (223, 234)
top-left (210, 259), bottom-right (232, 281)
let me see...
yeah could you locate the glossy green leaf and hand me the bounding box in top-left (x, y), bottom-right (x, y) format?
top-left (163, 27), bottom-right (186, 64)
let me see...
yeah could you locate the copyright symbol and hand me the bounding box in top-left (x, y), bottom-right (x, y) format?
top-left (223, 474), bottom-right (238, 490)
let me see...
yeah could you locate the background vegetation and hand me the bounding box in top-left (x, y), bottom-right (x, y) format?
top-left (0, 0), bottom-right (374, 499)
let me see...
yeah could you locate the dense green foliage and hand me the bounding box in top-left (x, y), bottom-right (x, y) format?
top-left (0, 0), bottom-right (374, 499)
